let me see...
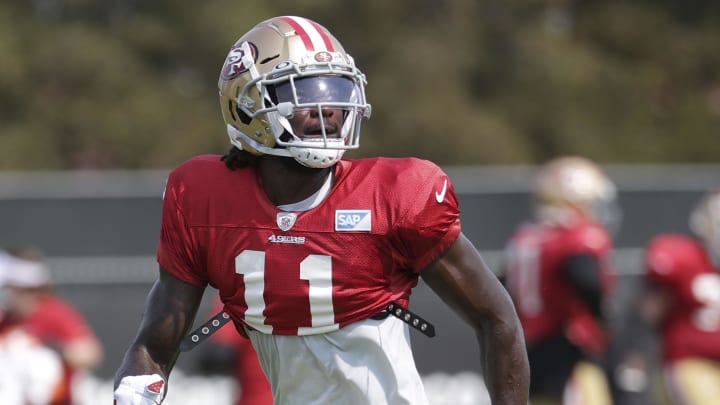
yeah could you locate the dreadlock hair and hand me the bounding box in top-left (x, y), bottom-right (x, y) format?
top-left (221, 146), bottom-right (259, 170)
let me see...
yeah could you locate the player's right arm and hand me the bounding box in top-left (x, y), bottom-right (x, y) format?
top-left (114, 266), bottom-right (205, 404)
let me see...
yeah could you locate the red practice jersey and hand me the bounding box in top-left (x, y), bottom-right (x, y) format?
top-left (158, 155), bottom-right (460, 336)
top-left (645, 234), bottom-right (720, 362)
top-left (504, 220), bottom-right (614, 354)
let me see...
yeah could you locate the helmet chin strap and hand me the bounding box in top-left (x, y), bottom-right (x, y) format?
top-left (287, 143), bottom-right (345, 168)
top-left (226, 124), bottom-right (343, 168)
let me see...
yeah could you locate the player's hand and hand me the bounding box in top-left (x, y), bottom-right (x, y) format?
top-left (113, 374), bottom-right (165, 405)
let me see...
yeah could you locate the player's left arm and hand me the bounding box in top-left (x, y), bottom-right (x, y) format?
top-left (420, 232), bottom-right (530, 404)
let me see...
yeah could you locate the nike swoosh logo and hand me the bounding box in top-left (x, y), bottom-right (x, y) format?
top-left (435, 178), bottom-right (448, 203)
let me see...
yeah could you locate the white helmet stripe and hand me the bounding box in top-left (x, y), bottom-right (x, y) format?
top-left (280, 16), bottom-right (333, 52)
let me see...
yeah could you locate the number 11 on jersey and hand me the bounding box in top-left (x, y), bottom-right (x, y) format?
top-left (235, 250), bottom-right (340, 335)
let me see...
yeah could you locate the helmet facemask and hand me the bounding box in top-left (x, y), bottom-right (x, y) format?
top-left (266, 72), bottom-right (367, 168)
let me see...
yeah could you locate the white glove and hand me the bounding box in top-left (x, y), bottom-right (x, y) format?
top-left (113, 374), bottom-right (166, 405)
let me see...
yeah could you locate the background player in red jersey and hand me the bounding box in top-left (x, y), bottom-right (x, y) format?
top-left (502, 156), bottom-right (619, 405)
top-left (113, 15), bottom-right (529, 405)
top-left (1, 245), bottom-right (104, 405)
top-left (0, 250), bottom-right (65, 405)
top-left (640, 189), bottom-right (720, 404)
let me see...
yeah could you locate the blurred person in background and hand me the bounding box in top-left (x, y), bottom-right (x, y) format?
top-left (640, 189), bottom-right (720, 404)
top-left (502, 156), bottom-right (619, 405)
top-left (0, 245), bottom-right (104, 405)
top-left (0, 250), bottom-right (65, 405)
top-left (197, 293), bottom-right (273, 405)
top-left (114, 15), bottom-right (529, 405)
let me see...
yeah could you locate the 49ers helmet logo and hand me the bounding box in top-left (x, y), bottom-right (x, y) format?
top-left (221, 42), bottom-right (258, 80)
top-left (314, 51), bottom-right (333, 62)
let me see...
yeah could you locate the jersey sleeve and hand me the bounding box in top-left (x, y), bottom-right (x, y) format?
top-left (157, 168), bottom-right (209, 287)
top-left (390, 161), bottom-right (461, 272)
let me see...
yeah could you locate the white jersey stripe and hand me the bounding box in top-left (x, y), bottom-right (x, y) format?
top-left (284, 16), bottom-right (330, 51)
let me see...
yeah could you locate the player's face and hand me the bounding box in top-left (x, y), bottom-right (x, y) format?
top-left (274, 75), bottom-right (358, 140)
top-left (288, 106), bottom-right (344, 140)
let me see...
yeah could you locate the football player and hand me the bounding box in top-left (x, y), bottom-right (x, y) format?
top-left (0, 251), bottom-right (65, 405)
top-left (1, 246), bottom-right (104, 405)
top-left (113, 15), bottom-right (529, 405)
top-left (502, 156), bottom-right (618, 405)
top-left (640, 189), bottom-right (720, 404)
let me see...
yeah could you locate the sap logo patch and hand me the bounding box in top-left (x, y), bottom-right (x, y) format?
top-left (335, 210), bottom-right (371, 231)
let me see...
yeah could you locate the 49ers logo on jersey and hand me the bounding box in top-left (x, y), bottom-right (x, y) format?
top-left (276, 212), bottom-right (298, 231)
top-left (221, 41), bottom-right (258, 80)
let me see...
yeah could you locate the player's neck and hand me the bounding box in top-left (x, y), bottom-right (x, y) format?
top-left (257, 156), bottom-right (334, 206)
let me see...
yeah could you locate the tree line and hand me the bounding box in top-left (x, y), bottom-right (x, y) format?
top-left (1, 0), bottom-right (718, 169)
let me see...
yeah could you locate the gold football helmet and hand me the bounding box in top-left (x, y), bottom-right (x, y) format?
top-left (533, 156), bottom-right (619, 230)
top-left (690, 189), bottom-right (720, 266)
top-left (218, 16), bottom-right (371, 168)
